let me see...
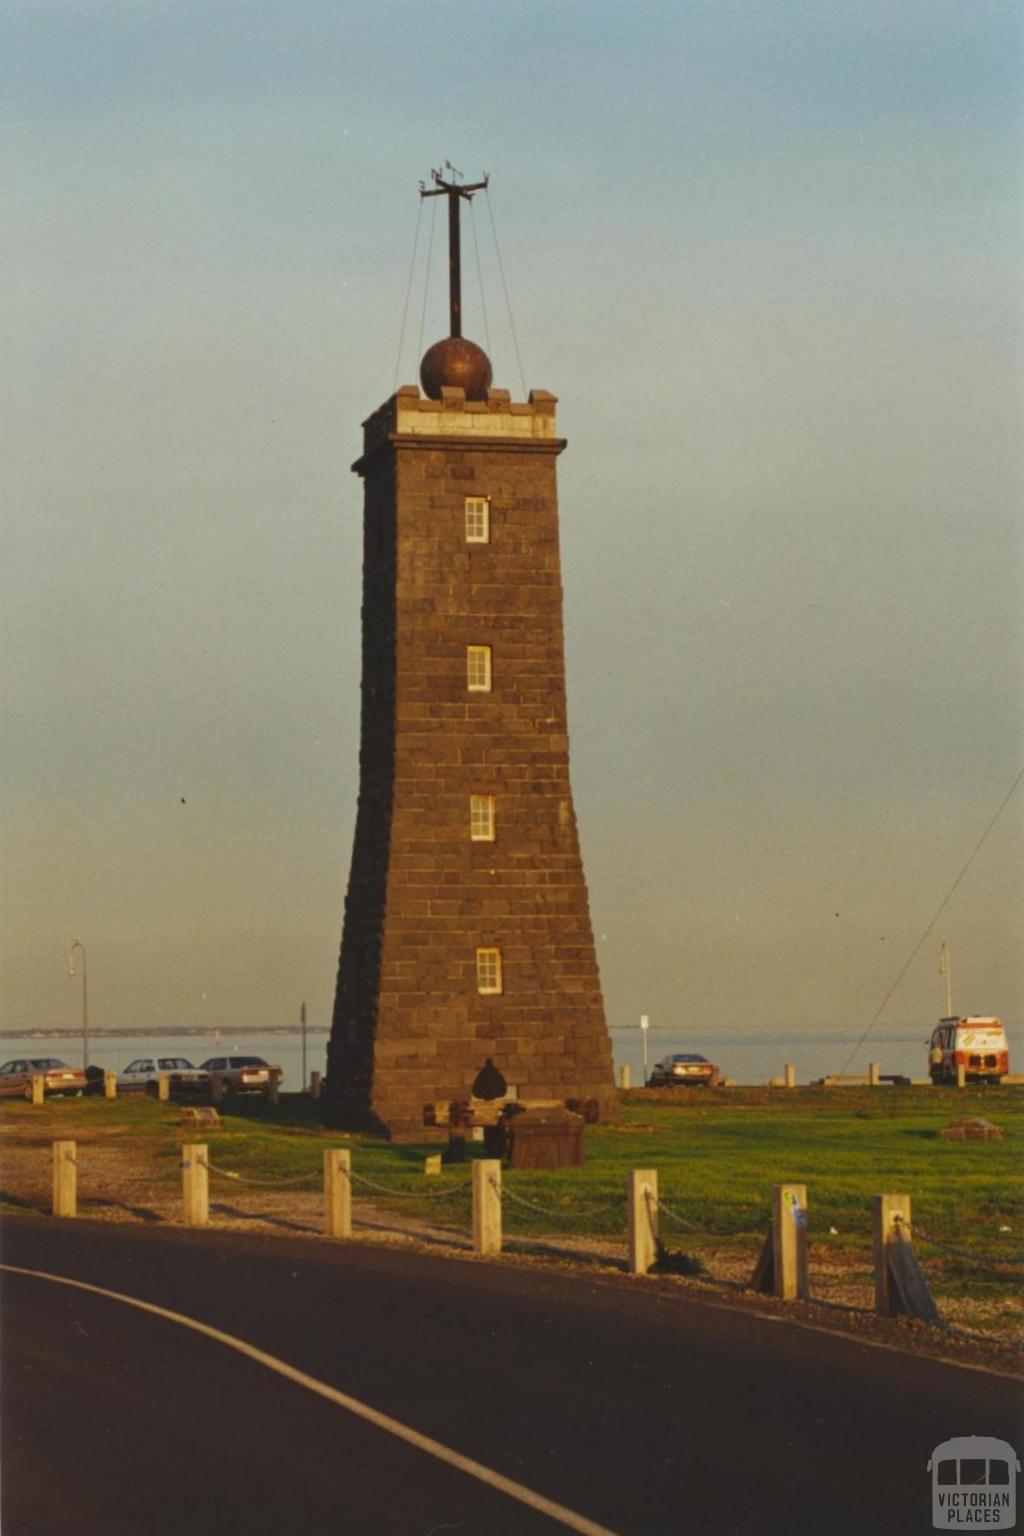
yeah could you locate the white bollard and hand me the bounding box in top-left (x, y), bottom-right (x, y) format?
top-left (104, 1071), bottom-right (117, 1100)
top-left (772, 1183), bottom-right (809, 1300)
top-left (472, 1159), bottom-right (502, 1256)
top-left (619, 1064), bottom-right (631, 1090)
top-left (873, 1192), bottom-right (910, 1317)
top-left (30, 1075), bottom-right (45, 1105)
top-left (324, 1148), bottom-right (351, 1238)
top-left (628, 1169), bottom-right (658, 1276)
top-left (784, 1063), bottom-right (796, 1090)
top-left (52, 1140), bottom-right (77, 1218)
top-left (182, 1143), bottom-right (209, 1227)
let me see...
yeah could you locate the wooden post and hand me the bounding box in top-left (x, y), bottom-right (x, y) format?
top-left (424, 1154), bottom-right (442, 1176)
top-left (157, 1072), bottom-right (170, 1102)
top-left (784, 1063), bottom-right (796, 1089)
top-left (873, 1193), bottom-right (909, 1316)
top-left (182, 1143), bottom-right (209, 1227)
top-left (324, 1148), bottom-right (351, 1239)
top-left (619, 1064), bottom-right (631, 1090)
top-left (267, 1076), bottom-right (279, 1105)
top-left (755, 1183), bottom-right (809, 1300)
top-left (104, 1071), bottom-right (117, 1099)
top-left (472, 1159), bottom-right (502, 1256)
top-left (52, 1140), bottom-right (77, 1218)
top-left (956, 1061), bottom-right (966, 1089)
top-left (628, 1168), bottom-right (658, 1276)
top-left (310, 1071), bottom-right (322, 1100)
top-left (30, 1075), bottom-right (45, 1105)
top-left (872, 1192), bottom-right (940, 1324)
top-left (868, 1061), bottom-right (880, 1087)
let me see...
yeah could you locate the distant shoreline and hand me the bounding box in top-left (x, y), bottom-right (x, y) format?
top-left (0, 1027), bottom-right (331, 1039)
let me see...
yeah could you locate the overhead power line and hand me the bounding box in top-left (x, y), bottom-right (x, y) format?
top-left (839, 761), bottom-right (1024, 1073)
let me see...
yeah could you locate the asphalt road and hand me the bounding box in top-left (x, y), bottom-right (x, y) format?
top-left (1, 1215), bottom-right (1020, 1536)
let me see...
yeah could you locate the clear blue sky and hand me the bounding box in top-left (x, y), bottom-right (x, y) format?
top-left (4, 0), bottom-right (1022, 1055)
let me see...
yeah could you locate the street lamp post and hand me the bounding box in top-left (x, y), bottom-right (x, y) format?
top-left (67, 938), bottom-right (89, 1071)
top-left (300, 1000), bottom-right (307, 1092)
top-left (640, 1013), bottom-right (650, 1087)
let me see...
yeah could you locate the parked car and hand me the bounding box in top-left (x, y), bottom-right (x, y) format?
top-left (116, 1057), bottom-right (210, 1097)
top-left (0, 1058), bottom-right (88, 1098)
top-left (648, 1053), bottom-right (720, 1088)
top-left (199, 1055), bottom-right (282, 1101)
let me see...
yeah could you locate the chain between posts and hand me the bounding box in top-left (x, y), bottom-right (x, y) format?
top-left (495, 1180), bottom-right (625, 1224)
top-left (347, 1169), bottom-right (470, 1202)
top-left (201, 1158), bottom-right (319, 1190)
top-left (896, 1216), bottom-right (1024, 1275)
top-left (653, 1190), bottom-right (769, 1237)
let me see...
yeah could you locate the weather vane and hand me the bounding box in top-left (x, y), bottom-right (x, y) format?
top-left (420, 165), bottom-right (489, 340)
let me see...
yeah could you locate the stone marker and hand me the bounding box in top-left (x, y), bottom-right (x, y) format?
top-left (940, 1116), bottom-right (1003, 1142)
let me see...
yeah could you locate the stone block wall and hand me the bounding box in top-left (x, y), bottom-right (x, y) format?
top-left (324, 387), bottom-right (617, 1137)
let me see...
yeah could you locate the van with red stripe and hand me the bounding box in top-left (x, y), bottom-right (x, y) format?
top-left (928, 1017), bottom-right (1009, 1085)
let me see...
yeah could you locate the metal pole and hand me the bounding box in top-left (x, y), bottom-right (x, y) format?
top-left (447, 186), bottom-right (462, 337)
top-left (68, 939), bottom-right (89, 1071)
top-left (940, 942), bottom-right (953, 1018)
top-left (301, 1000), bottom-right (307, 1092)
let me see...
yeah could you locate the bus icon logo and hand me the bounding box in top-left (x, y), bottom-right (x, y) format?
top-left (928, 1436), bottom-right (1020, 1529)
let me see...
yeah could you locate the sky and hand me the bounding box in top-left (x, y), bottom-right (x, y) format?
top-left (3, 0), bottom-right (1022, 1062)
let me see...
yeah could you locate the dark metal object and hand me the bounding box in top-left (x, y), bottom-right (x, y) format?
top-left (420, 167), bottom-right (489, 340)
top-left (506, 1106), bottom-right (585, 1169)
top-left (419, 335), bottom-right (492, 400)
top-left (471, 1057), bottom-right (507, 1101)
top-left (418, 167), bottom-right (494, 400)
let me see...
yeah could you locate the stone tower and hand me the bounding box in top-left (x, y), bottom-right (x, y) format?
top-left (323, 172), bottom-right (616, 1138)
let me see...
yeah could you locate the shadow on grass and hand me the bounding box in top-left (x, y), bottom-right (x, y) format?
top-left (0, 1188), bottom-right (46, 1215)
top-left (210, 1200), bottom-right (320, 1236)
top-left (79, 1195), bottom-right (163, 1223)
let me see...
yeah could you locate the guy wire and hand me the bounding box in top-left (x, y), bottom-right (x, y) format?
top-left (839, 761), bottom-right (1024, 1073)
top-left (485, 187), bottom-right (527, 398)
top-left (469, 198), bottom-right (491, 357)
top-left (393, 195), bottom-right (423, 396)
top-left (416, 195), bottom-right (439, 367)
top-left (393, 197), bottom-right (425, 393)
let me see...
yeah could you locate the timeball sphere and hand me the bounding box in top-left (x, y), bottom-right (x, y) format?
top-left (420, 336), bottom-right (493, 401)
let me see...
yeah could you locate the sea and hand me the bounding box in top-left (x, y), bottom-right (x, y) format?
top-left (2, 1021), bottom-right (1019, 1090)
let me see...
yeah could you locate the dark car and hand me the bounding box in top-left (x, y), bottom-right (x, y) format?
top-left (648, 1053), bottom-right (720, 1088)
top-left (199, 1055), bottom-right (282, 1101)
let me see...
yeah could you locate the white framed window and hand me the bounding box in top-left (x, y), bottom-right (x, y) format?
top-left (469, 795), bottom-right (495, 842)
top-left (476, 947), bottom-right (502, 995)
top-left (465, 497), bottom-right (490, 543)
top-left (466, 645), bottom-right (492, 692)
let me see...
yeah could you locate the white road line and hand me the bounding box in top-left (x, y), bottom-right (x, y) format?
top-left (2, 1262), bottom-right (620, 1536)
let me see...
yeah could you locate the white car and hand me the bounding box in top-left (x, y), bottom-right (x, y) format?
top-left (116, 1056), bottom-right (209, 1097)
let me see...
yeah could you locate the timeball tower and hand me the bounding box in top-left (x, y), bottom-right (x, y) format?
top-left (323, 173), bottom-right (616, 1138)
